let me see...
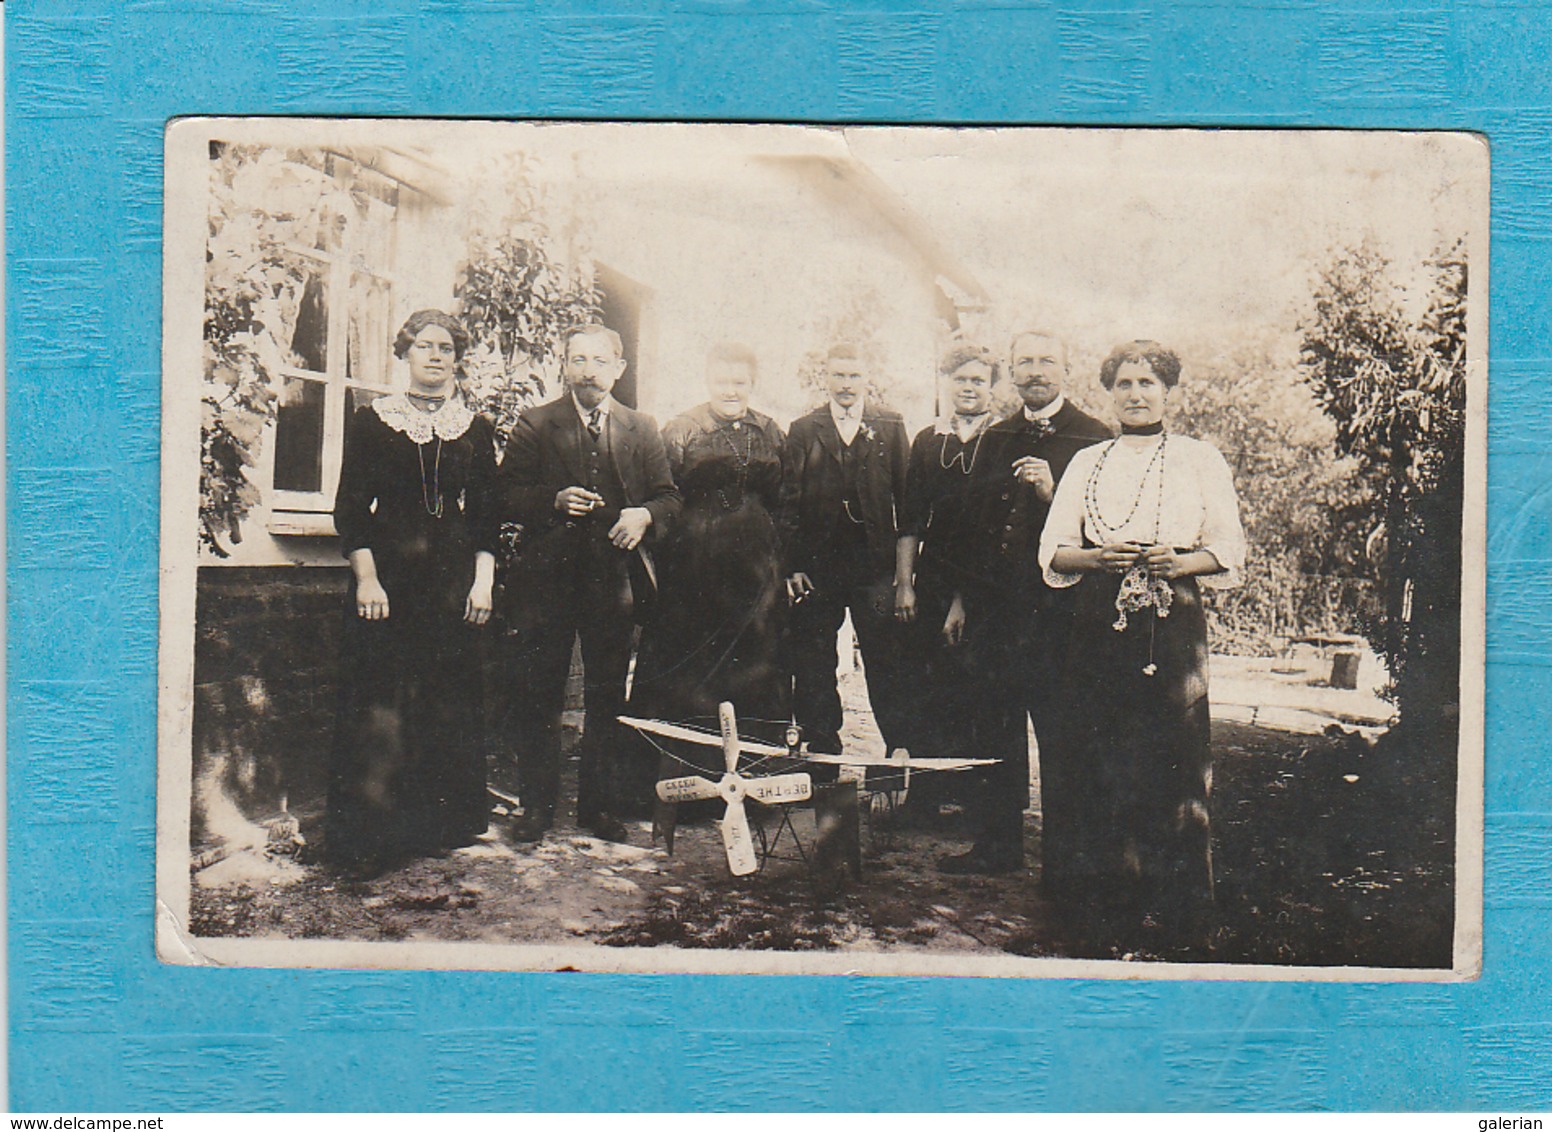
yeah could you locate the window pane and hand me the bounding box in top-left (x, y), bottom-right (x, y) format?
top-left (273, 376), bottom-right (327, 493)
top-left (318, 209), bottom-right (347, 253)
top-left (350, 193), bottom-right (395, 268)
top-left (348, 273), bottom-right (393, 388)
top-left (287, 268), bottom-right (329, 373)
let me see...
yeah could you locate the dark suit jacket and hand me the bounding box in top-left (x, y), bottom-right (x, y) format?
top-left (497, 395), bottom-right (681, 609)
top-left (958, 399), bottom-right (1113, 613)
top-left (780, 403), bottom-right (909, 577)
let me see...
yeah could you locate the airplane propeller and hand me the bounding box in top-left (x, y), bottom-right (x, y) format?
top-left (653, 702), bottom-right (812, 876)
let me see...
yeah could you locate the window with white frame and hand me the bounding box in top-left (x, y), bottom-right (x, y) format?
top-left (267, 153), bottom-right (405, 529)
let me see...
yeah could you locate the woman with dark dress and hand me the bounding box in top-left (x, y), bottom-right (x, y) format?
top-left (626, 343), bottom-right (789, 787)
top-left (328, 309), bottom-right (499, 869)
top-left (1039, 341), bottom-right (1245, 943)
top-left (893, 343), bottom-right (999, 811)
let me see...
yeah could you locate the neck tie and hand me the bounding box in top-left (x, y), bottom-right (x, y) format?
top-left (586, 408), bottom-right (602, 441)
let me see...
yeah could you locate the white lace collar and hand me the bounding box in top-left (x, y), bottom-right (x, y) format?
top-left (372, 392), bottom-right (475, 443)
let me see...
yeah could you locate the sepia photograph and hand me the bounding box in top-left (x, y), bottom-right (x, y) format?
top-left (157, 119), bottom-right (1485, 978)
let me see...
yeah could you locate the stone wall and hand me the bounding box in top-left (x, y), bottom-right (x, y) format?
top-left (192, 566), bottom-right (349, 847)
top-left (190, 565), bottom-right (580, 851)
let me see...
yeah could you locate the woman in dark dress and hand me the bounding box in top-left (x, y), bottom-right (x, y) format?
top-left (328, 309), bottom-right (499, 869)
top-left (1039, 341), bottom-right (1245, 942)
top-left (893, 343), bottom-right (999, 810)
top-left (627, 343), bottom-right (789, 784)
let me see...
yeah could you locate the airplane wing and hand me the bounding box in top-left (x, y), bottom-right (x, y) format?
top-left (619, 716), bottom-right (996, 770)
top-left (617, 715), bottom-right (790, 758)
top-left (798, 753), bottom-right (998, 770)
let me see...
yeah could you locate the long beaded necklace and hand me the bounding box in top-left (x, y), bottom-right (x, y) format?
top-left (716, 418), bottom-right (754, 511)
top-left (1084, 435), bottom-right (1167, 543)
top-left (1084, 435), bottom-right (1172, 671)
top-left (417, 438), bottom-right (444, 518)
top-left (406, 390), bottom-right (451, 519)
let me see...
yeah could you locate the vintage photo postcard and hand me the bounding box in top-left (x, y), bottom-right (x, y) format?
top-left (157, 119), bottom-right (1485, 979)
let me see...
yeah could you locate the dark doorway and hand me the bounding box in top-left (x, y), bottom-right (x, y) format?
top-left (596, 263), bottom-right (649, 409)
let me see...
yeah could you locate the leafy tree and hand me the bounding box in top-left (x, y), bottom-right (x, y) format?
top-left (1167, 336), bottom-right (1380, 655)
top-left (455, 153), bottom-right (600, 444)
top-left (792, 285), bottom-right (901, 408)
top-left (1298, 239), bottom-right (1467, 724)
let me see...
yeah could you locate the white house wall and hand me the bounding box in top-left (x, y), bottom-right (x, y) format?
top-left (575, 139), bottom-right (946, 433)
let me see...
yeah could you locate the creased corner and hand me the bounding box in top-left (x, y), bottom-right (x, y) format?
top-left (157, 897), bottom-right (218, 966)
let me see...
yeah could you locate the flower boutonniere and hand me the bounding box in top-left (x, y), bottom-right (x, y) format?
top-left (860, 422), bottom-right (876, 444)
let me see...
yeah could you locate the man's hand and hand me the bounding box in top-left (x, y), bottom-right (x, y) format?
top-left (894, 579), bottom-right (917, 622)
top-left (942, 594), bottom-right (967, 646)
top-left (786, 572), bottom-right (815, 604)
top-left (355, 577), bottom-right (390, 621)
top-left (609, 506), bottom-right (652, 550)
top-left (555, 486), bottom-right (604, 517)
top-left (1011, 455), bottom-right (1056, 502)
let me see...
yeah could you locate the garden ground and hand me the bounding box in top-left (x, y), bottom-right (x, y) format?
top-left (187, 654), bottom-right (1455, 970)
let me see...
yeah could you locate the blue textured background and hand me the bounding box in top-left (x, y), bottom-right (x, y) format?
top-left (7, 0), bottom-right (1551, 1112)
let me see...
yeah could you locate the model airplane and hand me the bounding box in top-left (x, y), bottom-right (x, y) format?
top-left (619, 703), bottom-right (998, 876)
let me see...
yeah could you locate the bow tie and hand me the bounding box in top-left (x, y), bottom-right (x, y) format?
top-left (1024, 416), bottom-right (1056, 439)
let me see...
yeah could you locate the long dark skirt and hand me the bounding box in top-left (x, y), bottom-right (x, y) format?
top-left (328, 584), bottom-right (490, 865)
top-left (1058, 572), bottom-right (1214, 923)
top-left (897, 566), bottom-right (981, 807)
top-left (627, 496), bottom-right (790, 800)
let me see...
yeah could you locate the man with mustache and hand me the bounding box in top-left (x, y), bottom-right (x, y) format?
top-left (497, 323), bottom-right (680, 844)
top-left (781, 342), bottom-right (913, 765)
top-left (941, 329), bottom-right (1112, 877)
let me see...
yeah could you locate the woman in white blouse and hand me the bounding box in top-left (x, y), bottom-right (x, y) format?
top-left (1038, 340), bottom-right (1246, 945)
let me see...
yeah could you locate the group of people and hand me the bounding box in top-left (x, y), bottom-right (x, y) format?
top-left (327, 307), bottom-right (1245, 933)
